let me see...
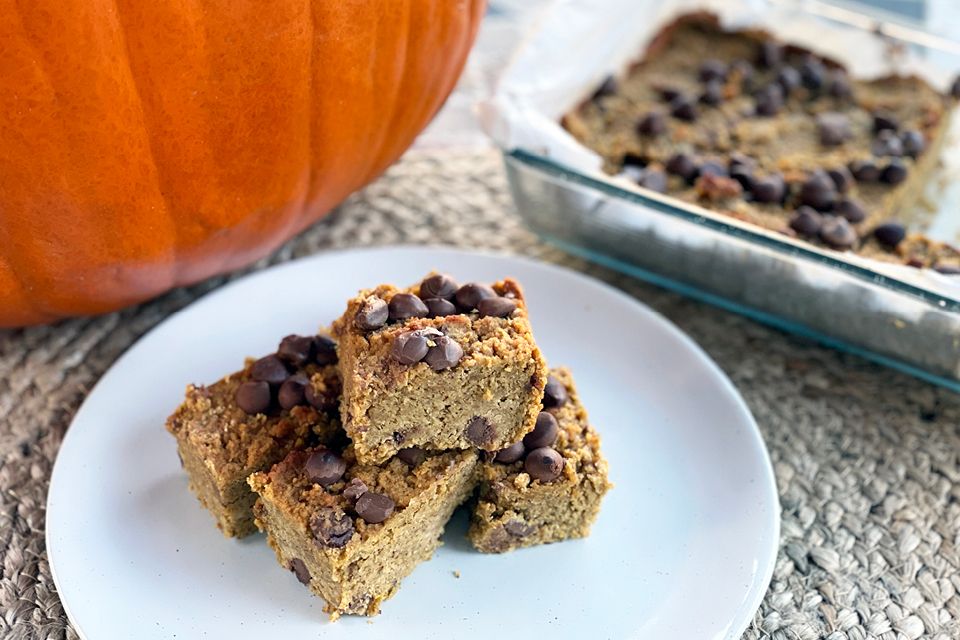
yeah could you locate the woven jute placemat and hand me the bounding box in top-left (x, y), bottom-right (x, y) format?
top-left (2, 150), bottom-right (959, 640)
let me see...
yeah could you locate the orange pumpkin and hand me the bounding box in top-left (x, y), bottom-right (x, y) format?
top-left (0, 0), bottom-right (485, 326)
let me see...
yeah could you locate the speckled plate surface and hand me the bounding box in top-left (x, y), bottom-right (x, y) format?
top-left (46, 246), bottom-right (778, 639)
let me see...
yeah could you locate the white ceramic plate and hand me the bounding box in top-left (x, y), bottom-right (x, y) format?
top-left (47, 246), bottom-right (779, 640)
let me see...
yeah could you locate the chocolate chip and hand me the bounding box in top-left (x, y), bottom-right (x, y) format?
top-left (397, 447), bottom-right (426, 466)
top-left (751, 174), bottom-right (785, 204)
top-left (312, 335), bottom-right (337, 365)
top-left (424, 297), bottom-right (457, 317)
top-left (873, 112), bottom-right (899, 133)
top-left (465, 416), bottom-right (496, 447)
top-left (827, 70), bottom-right (852, 99)
top-left (342, 478), bottom-right (368, 502)
top-left (788, 206), bottom-right (823, 237)
top-left (698, 160), bottom-right (727, 178)
top-left (669, 95), bottom-right (697, 122)
top-left (591, 75), bottom-right (618, 101)
top-left (355, 492), bottom-right (395, 524)
top-left (542, 375), bottom-right (568, 408)
top-left (872, 129), bottom-right (903, 157)
top-left (849, 159), bottom-right (880, 182)
top-left (388, 293), bottom-right (428, 321)
top-left (504, 520), bottom-right (534, 537)
top-left (420, 274), bottom-right (458, 300)
top-left (935, 264), bottom-right (960, 275)
top-left (730, 166), bottom-right (755, 192)
top-left (817, 112), bottom-right (851, 146)
top-left (758, 41), bottom-right (783, 68)
top-left (800, 57), bottom-right (826, 91)
top-left (391, 330), bottom-right (432, 365)
top-left (622, 152), bottom-right (646, 168)
top-left (666, 153), bottom-right (698, 182)
top-left (835, 198), bottom-right (867, 224)
top-left (638, 168), bottom-right (668, 193)
top-left (656, 85), bottom-right (682, 102)
top-left (637, 111), bottom-right (667, 136)
top-left (873, 222), bottom-right (906, 248)
top-left (523, 411), bottom-right (560, 449)
top-left (424, 335), bottom-right (464, 371)
top-left (355, 296), bottom-right (388, 331)
top-left (827, 167), bottom-right (854, 194)
top-left (881, 159), bottom-right (908, 185)
top-left (278, 374), bottom-right (309, 410)
top-left (250, 354), bottom-right (290, 386)
top-left (288, 558), bottom-right (311, 585)
top-left (700, 80), bottom-right (723, 106)
top-left (819, 216), bottom-right (858, 249)
top-left (477, 296), bottom-right (518, 318)
top-left (309, 507), bottom-right (354, 547)
top-left (777, 66), bottom-right (801, 95)
top-left (698, 59), bottom-right (728, 82)
top-left (494, 441), bottom-right (525, 464)
top-left (277, 335), bottom-right (314, 367)
top-left (754, 84), bottom-right (784, 116)
top-left (305, 382), bottom-right (337, 411)
top-left (524, 447), bottom-right (564, 483)
top-left (900, 130), bottom-right (925, 158)
top-left (454, 283), bottom-right (496, 311)
top-left (304, 449), bottom-right (346, 487)
top-left (236, 381), bottom-right (271, 415)
top-left (799, 172), bottom-right (837, 211)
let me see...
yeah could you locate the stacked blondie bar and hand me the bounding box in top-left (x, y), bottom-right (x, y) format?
top-left (166, 273), bottom-right (611, 618)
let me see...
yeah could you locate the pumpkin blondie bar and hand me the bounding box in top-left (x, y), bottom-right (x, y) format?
top-left (166, 334), bottom-right (341, 537)
top-left (332, 273), bottom-right (548, 465)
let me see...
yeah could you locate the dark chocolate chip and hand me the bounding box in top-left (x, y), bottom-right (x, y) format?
top-left (800, 57), bottom-right (826, 91)
top-left (305, 383), bottom-right (337, 411)
top-left (698, 59), bottom-right (728, 82)
top-left (849, 159), bottom-right (880, 182)
top-left (494, 441), bottom-right (525, 464)
top-left (523, 411), bottom-right (560, 449)
top-left (656, 85), bottom-right (682, 102)
top-left (698, 160), bottom-right (727, 178)
top-left (730, 166), bottom-right (755, 192)
top-left (288, 558), bottom-right (311, 585)
top-left (591, 75), bottom-right (618, 101)
top-left (542, 375), bottom-right (568, 408)
top-left (423, 297), bottom-right (458, 318)
top-left (835, 198), bottom-right (867, 224)
top-left (827, 166), bottom-right (854, 194)
top-left (355, 296), bottom-right (388, 331)
top-left (669, 95), bottom-right (697, 122)
top-left (817, 112), bottom-right (851, 146)
top-left (935, 264), bottom-right (960, 275)
top-left (524, 447), bottom-right (564, 483)
top-left (309, 506), bottom-right (354, 548)
top-left (873, 222), bottom-right (906, 248)
top-left (504, 520), bottom-right (534, 537)
top-left (342, 478), bottom-right (368, 502)
top-left (236, 381), bottom-right (271, 415)
top-left (758, 41), bottom-right (783, 68)
top-left (776, 66), bottom-right (801, 95)
top-left (477, 296), bottom-right (518, 318)
top-left (250, 354), bottom-right (290, 386)
top-left (278, 373), bottom-right (309, 410)
top-left (666, 153), bottom-right (698, 182)
top-left (391, 330), bottom-right (431, 365)
top-left (638, 168), bottom-right (668, 193)
top-left (699, 80), bottom-right (723, 106)
top-left (827, 70), bottom-right (852, 99)
top-left (751, 174), bottom-right (785, 204)
top-left (465, 416), bottom-right (496, 447)
top-left (313, 335), bottom-right (338, 365)
top-left (900, 130), bottom-right (925, 158)
top-left (355, 492), bottom-right (395, 524)
top-left (872, 129), bottom-right (903, 157)
top-left (397, 447), bottom-right (426, 466)
top-left (388, 293), bottom-right (428, 321)
top-left (424, 335), bottom-right (464, 371)
top-left (454, 282), bottom-right (496, 311)
top-left (873, 112), bottom-right (899, 133)
top-left (277, 335), bottom-right (314, 367)
top-left (304, 449), bottom-right (347, 487)
top-left (881, 159), bottom-right (908, 185)
top-left (788, 206), bottom-right (823, 237)
top-left (420, 273), bottom-right (459, 300)
top-left (819, 216), bottom-right (858, 249)
top-left (799, 172), bottom-right (837, 211)
top-left (621, 152), bottom-right (647, 168)
top-left (637, 111), bottom-right (667, 136)
top-left (754, 84), bottom-right (784, 117)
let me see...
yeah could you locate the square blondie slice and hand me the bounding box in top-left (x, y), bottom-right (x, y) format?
top-left (468, 367), bottom-right (612, 553)
top-left (166, 334), bottom-right (341, 537)
top-left (332, 273), bottom-right (548, 465)
top-left (248, 444), bottom-right (479, 618)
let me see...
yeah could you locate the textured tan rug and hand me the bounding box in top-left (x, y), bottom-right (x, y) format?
top-left (2, 150), bottom-right (959, 640)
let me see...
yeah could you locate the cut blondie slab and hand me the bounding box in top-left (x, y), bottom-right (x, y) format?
top-left (248, 444), bottom-right (479, 618)
top-left (332, 273), bottom-right (548, 465)
top-left (165, 334), bottom-right (341, 537)
top-left (468, 367), bottom-right (611, 553)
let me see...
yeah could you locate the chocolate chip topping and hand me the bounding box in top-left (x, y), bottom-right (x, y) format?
top-left (754, 84), bottom-right (784, 117)
top-left (477, 296), bottom-right (518, 318)
top-left (313, 335), bottom-right (338, 365)
top-left (874, 222), bottom-right (906, 248)
top-left (849, 159), bottom-right (880, 183)
top-left (523, 411), bottom-right (560, 449)
top-left (591, 75), bottom-right (618, 101)
top-left (424, 335), bottom-right (464, 371)
top-left (391, 329), bottom-right (437, 365)
top-left (355, 296), bottom-right (388, 331)
top-left (454, 282), bottom-right (496, 311)
top-left (309, 507), bottom-right (354, 548)
top-left (699, 80), bottom-right (723, 106)
top-left (900, 130), bottom-right (925, 158)
top-left (304, 449), bottom-right (347, 487)
top-left (872, 112), bottom-right (899, 133)
top-left (278, 374), bottom-right (308, 410)
top-left (666, 153), bottom-right (698, 182)
top-left (388, 293), bottom-right (429, 321)
top-left (342, 478), bottom-right (368, 502)
top-left (789, 206), bottom-right (823, 237)
top-left (288, 558), bottom-right (311, 585)
top-left (817, 112), bottom-right (851, 146)
top-left (355, 492), bottom-right (395, 524)
top-left (751, 174), bottom-right (785, 204)
top-left (827, 70), bottom-right (852, 99)
top-left (776, 66), bottom-right (801, 95)
top-left (881, 160), bottom-right (908, 185)
top-left (669, 95), bottom-right (697, 122)
top-left (542, 375), bottom-right (568, 409)
top-left (698, 160), bottom-right (726, 178)
top-left (800, 57), bottom-right (826, 91)
top-left (465, 416), bottom-right (497, 447)
top-left (637, 111), bottom-right (667, 136)
top-left (250, 354), bottom-right (290, 386)
top-left (698, 59), bottom-right (727, 82)
top-left (799, 172), bottom-right (837, 211)
top-left (835, 198), bottom-right (867, 224)
top-left (236, 380), bottom-right (271, 415)
top-left (827, 167), bottom-right (854, 194)
top-left (524, 447), bottom-right (564, 483)
top-left (420, 274), bottom-right (458, 300)
top-left (504, 520), bottom-right (535, 537)
top-left (424, 297), bottom-right (457, 318)
top-left (277, 335), bottom-right (314, 367)
top-left (819, 216), bottom-right (858, 249)
top-left (872, 129), bottom-right (903, 157)
top-left (305, 382), bottom-right (337, 411)
top-left (758, 41), bottom-right (783, 69)
top-left (397, 447), bottom-right (427, 466)
top-left (494, 441), bottom-right (525, 464)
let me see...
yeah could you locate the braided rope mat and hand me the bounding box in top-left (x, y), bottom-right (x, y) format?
top-left (2, 150), bottom-right (959, 640)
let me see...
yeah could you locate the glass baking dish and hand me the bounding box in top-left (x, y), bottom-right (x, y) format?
top-left (495, 0), bottom-right (960, 390)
